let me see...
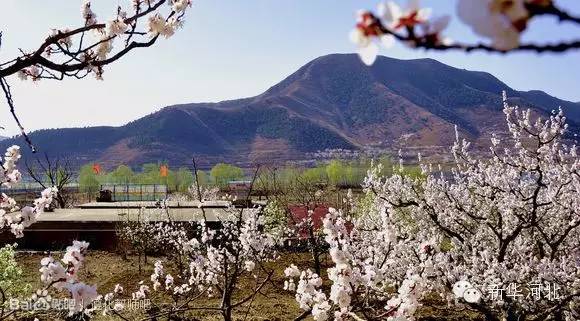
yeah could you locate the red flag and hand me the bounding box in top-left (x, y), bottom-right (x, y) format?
top-left (160, 165), bottom-right (168, 177)
top-left (92, 163), bottom-right (101, 175)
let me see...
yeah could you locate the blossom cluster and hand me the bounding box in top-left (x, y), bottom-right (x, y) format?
top-left (351, 0), bottom-right (559, 65)
top-left (0, 146), bottom-right (57, 238)
top-left (38, 241), bottom-right (100, 315)
top-left (187, 181), bottom-right (220, 203)
top-left (286, 266), bottom-right (330, 321)
top-left (358, 93), bottom-right (580, 319)
top-left (1, 146), bottom-right (22, 189)
top-left (456, 0), bottom-right (550, 50)
top-left (350, 0), bottom-right (450, 65)
top-left (16, 0), bottom-right (192, 82)
top-left (284, 93), bottom-right (579, 320)
top-left (286, 206), bottom-right (437, 320)
top-left (10, 187), bottom-right (57, 238)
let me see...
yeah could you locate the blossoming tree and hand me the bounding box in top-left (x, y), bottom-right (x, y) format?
top-left (94, 161), bottom-right (277, 321)
top-left (287, 94), bottom-right (579, 320)
top-left (350, 0), bottom-right (580, 65)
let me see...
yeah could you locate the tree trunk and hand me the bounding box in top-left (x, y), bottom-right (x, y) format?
top-left (222, 306), bottom-right (233, 321)
top-left (221, 290), bottom-right (233, 321)
top-left (308, 228), bottom-right (322, 276)
top-left (138, 252), bottom-right (142, 274)
top-left (57, 193), bottom-right (66, 208)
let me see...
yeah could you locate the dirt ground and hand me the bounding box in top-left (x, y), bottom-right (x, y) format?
top-left (14, 251), bottom-right (482, 321)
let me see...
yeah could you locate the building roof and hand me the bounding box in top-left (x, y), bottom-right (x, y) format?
top-left (77, 200), bottom-right (232, 209)
top-left (39, 207), bottom-right (257, 222)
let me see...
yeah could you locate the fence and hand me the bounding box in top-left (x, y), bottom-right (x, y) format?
top-left (100, 184), bottom-right (168, 201)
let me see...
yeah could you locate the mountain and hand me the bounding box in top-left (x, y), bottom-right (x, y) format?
top-left (2, 54), bottom-right (579, 168)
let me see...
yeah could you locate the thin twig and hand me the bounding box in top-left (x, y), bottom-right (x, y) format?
top-left (0, 77), bottom-right (35, 152)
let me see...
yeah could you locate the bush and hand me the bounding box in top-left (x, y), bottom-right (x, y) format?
top-left (0, 245), bottom-right (30, 302)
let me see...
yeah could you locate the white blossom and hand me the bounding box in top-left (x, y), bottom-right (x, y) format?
top-left (349, 10), bottom-right (393, 66)
top-left (132, 284), bottom-right (150, 299)
top-left (114, 284), bottom-right (123, 294)
top-left (147, 14), bottom-right (167, 36)
top-left (457, 0), bottom-right (529, 50)
top-left (64, 282), bottom-right (99, 313)
top-left (96, 35), bottom-right (114, 59)
top-left (378, 0), bottom-right (431, 29)
top-left (81, 1), bottom-right (97, 25)
top-left (170, 0), bottom-right (191, 13)
top-left (38, 241), bottom-right (99, 316)
top-left (1, 147), bottom-right (56, 237)
top-left (244, 260), bottom-right (256, 272)
top-left (360, 92), bottom-right (580, 319)
top-left (50, 28), bottom-right (73, 47)
top-left (106, 17), bottom-right (128, 36)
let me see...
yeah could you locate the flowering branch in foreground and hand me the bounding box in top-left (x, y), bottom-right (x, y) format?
top-left (351, 0), bottom-right (580, 65)
top-left (0, 145), bottom-right (56, 238)
top-left (0, 0), bottom-right (192, 151)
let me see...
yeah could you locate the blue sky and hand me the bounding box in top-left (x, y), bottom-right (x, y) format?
top-left (0, 0), bottom-right (579, 135)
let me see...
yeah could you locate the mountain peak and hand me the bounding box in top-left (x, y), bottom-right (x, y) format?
top-left (2, 54), bottom-right (577, 167)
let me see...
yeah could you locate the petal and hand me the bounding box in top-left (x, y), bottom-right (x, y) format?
top-left (380, 34), bottom-right (395, 49)
top-left (440, 36), bottom-right (453, 46)
top-left (383, 1), bottom-right (402, 22)
top-left (349, 28), bottom-right (366, 46)
top-left (355, 9), bottom-right (367, 23)
top-left (358, 42), bottom-right (379, 66)
top-left (492, 30), bottom-right (520, 51)
top-left (457, 0), bottom-right (496, 37)
top-left (417, 7), bottom-right (432, 21)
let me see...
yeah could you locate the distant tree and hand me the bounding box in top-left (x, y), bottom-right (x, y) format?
top-left (78, 164), bottom-right (101, 197)
top-left (301, 166), bottom-right (328, 185)
top-left (110, 165), bottom-right (134, 184)
top-left (326, 160), bottom-right (345, 186)
top-left (279, 167), bottom-right (301, 186)
top-left (195, 170), bottom-right (209, 187)
top-left (344, 162), bottom-right (361, 186)
top-left (377, 155), bottom-right (394, 176)
top-left (141, 163), bottom-right (161, 176)
top-left (164, 169), bottom-right (177, 192)
top-left (135, 163), bottom-right (162, 185)
top-left (174, 167), bottom-right (194, 192)
top-left (257, 166), bottom-right (301, 192)
top-left (210, 163), bottom-right (244, 188)
top-left (26, 154), bottom-right (74, 208)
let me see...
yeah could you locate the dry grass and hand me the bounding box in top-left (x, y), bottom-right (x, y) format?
top-left (15, 251), bottom-right (306, 321)
top-left (14, 251), bottom-right (483, 321)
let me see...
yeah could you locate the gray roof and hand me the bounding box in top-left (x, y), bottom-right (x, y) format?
top-left (39, 207), bottom-right (257, 222)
